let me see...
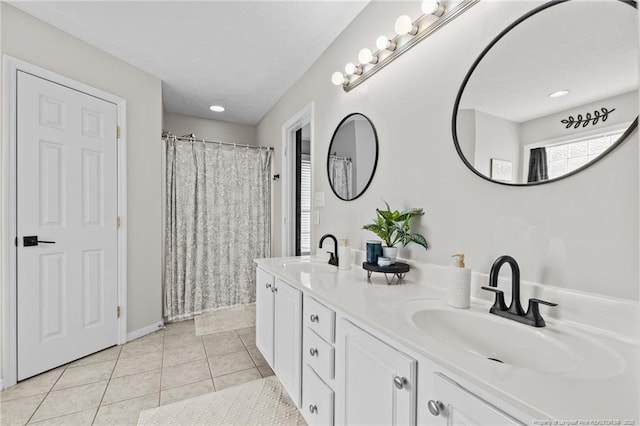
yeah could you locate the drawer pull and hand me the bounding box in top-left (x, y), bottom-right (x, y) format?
top-left (310, 314), bottom-right (319, 323)
top-left (309, 348), bottom-right (318, 356)
top-left (393, 375), bottom-right (407, 390)
top-left (309, 404), bottom-right (318, 414)
top-left (427, 400), bottom-right (445, 416)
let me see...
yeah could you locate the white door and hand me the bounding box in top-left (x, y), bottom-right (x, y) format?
top-left (16, 71), bottom-right (119, 380)
top-left (273, 278), bottom-right (302, 407)
top-left (255, 268), bottom-right (275, 367)
top-left (336, 319), bottom-right (417, 426)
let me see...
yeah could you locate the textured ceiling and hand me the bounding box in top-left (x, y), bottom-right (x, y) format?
top-left (10, 1), bottom-right (369, 124)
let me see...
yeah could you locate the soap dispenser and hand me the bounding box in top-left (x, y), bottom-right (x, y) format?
top-left (447, 253), bottom-right (471, 308)
top-left (338, 238), bottom-right (352, 271)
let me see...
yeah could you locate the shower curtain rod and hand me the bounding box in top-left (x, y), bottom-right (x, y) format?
top-left (330, 152), bottom-right (351, 161)
top-left (162, 131), bottom-right (274, 151)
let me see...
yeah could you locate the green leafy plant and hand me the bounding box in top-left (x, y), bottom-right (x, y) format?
top-left (362, 201), bottom-right (429, 250)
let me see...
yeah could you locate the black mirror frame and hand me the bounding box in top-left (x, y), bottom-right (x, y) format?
top-left (451, 0), bottom-right (638, 187)
top-left (327, 112), bottom-right (379, 201)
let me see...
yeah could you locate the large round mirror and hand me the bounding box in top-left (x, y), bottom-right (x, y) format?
top-left (327, 113), bottom-right (379, 200)
top-left (453, 0), bottom-right (638, 186)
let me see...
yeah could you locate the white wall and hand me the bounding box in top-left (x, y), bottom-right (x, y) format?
top-left (522, 90), bottom-right (638, 145)
top-left (473, 110), bottom-right (522, 181)
top-left (257, 0), bottom-right (639, 301)
top-left (163, 112), bottom-right (257, 146)
top-left (1, 3), bottom-right (163, 340)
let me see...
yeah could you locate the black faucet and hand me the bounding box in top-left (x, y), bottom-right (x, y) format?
top-left (319, 234), bottom-right (339, 267)
top-left (481, 255), bottom-right (557, 327)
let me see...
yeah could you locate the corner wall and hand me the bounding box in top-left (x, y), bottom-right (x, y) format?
top-left (1, 3), bottom-right (163, 338)
top-left (257, 0), bottom-right (639, 300)
top-left (163, 112), bottom-right (257, 146)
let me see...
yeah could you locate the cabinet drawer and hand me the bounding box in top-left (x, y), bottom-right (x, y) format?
top-left (304, 328), bottom-right (335, 382)
top-left (304, 296), bottom-right (335, 343)
top-left (302, 365), bottom-right (334, 426)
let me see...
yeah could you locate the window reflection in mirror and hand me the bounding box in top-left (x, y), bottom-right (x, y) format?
top-left (453, 0), bottom-right (638, 185)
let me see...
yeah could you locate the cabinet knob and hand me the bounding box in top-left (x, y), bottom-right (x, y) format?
top-left (427, 400), bottom-right (445, 416)
top-left (272, 287), bottom-right (278, 293)
top-left (309, 404), bottom-right (318, 414)
top-left (309, 348), bottom-right (318, 357)
top-left (393, 376), bottom-right (407, 390)
top-left (265, 283), bottom-right (271, 289)
top-left (310, 314), bottom-right (319, 323)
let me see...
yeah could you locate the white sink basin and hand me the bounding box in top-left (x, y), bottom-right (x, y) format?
top-left (402, 300), bottom-right (624, 378)
top-left (281, 259), bottom-right (338, 274)
top-left (412, 308), bottom-right (574, 373)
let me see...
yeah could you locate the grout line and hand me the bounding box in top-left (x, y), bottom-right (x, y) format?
top-left (90, 345), bottom-right (123, 425)
top-left (24, 363), bottom-right (69, 424)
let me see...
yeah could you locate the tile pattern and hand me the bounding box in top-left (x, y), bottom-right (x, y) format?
top-left (0, 320), bottom-right (271, 425)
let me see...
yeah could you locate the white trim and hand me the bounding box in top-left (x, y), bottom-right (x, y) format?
top-left (1, 55), bottom-right (128, 387)
top-left (126, 321), bottom-right (164, 342)
top-left (280, 103), bottom-right (315, 257)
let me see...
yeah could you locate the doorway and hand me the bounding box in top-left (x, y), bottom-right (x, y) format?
top-left (281, 103), bottom-right (314, 257)
top-left (295, 125), bottom-right (311, 256)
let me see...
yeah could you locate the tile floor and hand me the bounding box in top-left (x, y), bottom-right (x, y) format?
top-left (0, 320), bottom-right (273, 426)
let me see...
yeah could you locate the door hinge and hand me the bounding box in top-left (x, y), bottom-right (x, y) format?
top-left (117, 306), bottom-right (121, 318)
top-left (116, 126), bottom-right (121, 139)
top-left (116, 216), bottom-right (121, 228)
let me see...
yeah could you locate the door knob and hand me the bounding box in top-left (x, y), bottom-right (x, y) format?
top-left (23, 236), bottom-right (55, 247)
top-left (393, 376), bottom-right (407, 390)
top-left (427, 400), bottom-right (445, 416)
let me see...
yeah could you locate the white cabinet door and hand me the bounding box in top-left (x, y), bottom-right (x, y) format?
top-left (336, 319), bottom-right (417, 426)
top-left (273, 278), bottom-right (302, 408)
top-left (255, 268), bottom-right (274, 367)
top-left (426, 373), bottom-right (524, 426)
top-left (17, 71), bottom-right (119, 380)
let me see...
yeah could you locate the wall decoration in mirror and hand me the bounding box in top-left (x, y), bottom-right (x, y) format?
top-left (327, 113), bottom-right (378, 201)
top-left (452, 0), bottom-right (638, 186)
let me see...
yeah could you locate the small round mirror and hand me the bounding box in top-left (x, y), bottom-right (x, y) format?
top-left (452, 0), bottom-right (638, 186)
top-left (327, 113), bottom-right (379, 200)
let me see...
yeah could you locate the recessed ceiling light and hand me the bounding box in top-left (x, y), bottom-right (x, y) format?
top-left (549, 90), bottom-right (570, 98)
top-left (209, 105), bottom-right (225, 112)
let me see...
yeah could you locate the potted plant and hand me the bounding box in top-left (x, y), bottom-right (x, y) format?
top-left (362, 201), bottom-right (429, 262)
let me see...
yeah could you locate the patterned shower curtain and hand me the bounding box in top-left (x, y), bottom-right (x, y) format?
top-left (164, 139), bottom-right (272, 321)
top-left (329, 156), bottom-right (353, 199)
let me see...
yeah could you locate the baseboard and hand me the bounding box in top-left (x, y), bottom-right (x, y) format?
top-left (127, 321), bottom-right (165, 342)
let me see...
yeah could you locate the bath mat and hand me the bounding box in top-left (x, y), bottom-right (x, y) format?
top-left (137, 376), bottom-right (306, 426)
top-left (194, 304), bottom-right (255, 336)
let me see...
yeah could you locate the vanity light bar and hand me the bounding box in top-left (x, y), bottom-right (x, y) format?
top-left (332, 0), bottom-right (480, 92)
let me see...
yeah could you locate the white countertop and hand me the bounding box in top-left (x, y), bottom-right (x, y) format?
top-left (254, 256), bottom-right (640, 422)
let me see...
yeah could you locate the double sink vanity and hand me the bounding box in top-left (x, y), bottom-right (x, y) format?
top-left (254, 256), bottom-right (639, 425)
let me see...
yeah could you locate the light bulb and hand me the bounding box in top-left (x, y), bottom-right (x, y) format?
top-left (345, 62), bottom-right (357, 75)
top-left (376, 35), bottom-right (396, 51)
top-left (421, 0), bottom-right (445, 16)
top-left (395, 15), bottom-right (417, 36)
top-left (209, 105), bottom-right (225, 112)
top-left (331, 72), bottom-right (346, 86)
top-left (358, 48), bottom-right (377, 65)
